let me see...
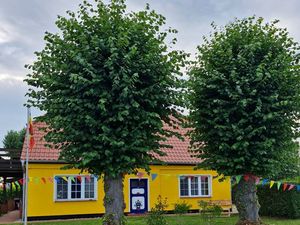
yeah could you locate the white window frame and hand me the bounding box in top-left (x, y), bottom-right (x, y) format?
top-left (54, 175), bottom-right (98, 202)
top-left (178, 175), bottom-right (212, 198)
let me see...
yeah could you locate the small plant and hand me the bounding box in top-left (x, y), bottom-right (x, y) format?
top-left (146, 195), bottom-right (168, 225)
top-left (199, 200), bottom-right (223, 225)
top-left (173, 200), bottom-right (192, 225)
top-left (174, 200), bottom-right (192, 215)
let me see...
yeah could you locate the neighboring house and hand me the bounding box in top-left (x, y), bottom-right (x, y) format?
top-left (21, 122), bottom-right (231, 220)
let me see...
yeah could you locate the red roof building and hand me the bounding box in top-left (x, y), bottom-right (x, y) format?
top-left (21, 122), bottom-right (200, 164)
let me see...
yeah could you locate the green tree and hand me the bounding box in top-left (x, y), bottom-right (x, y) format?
top-left (188, 17), bottom-right (300, 225)
top-left (3, 128), bottom-right (26, 158)
top-left (25, 0), bottom-right (187, 224)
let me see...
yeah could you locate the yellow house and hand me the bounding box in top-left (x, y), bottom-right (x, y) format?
top-left (21, 122), bottom-right (231, 220)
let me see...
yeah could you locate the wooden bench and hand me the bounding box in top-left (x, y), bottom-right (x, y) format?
top-left (199, 200), bottom-right (232, 217)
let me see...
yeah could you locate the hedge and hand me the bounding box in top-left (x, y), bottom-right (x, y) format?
top-left (256, 184), bottom-right (300, 219)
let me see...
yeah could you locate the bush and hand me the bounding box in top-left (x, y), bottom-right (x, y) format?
top-left (146, 195), bottom-right (168, 225)
top-left (257, 184), bottom-right (300, 219)
top-left (173, 201), bottom-right (192, 215)
top-left (198, 200), bottom-right (222, 225)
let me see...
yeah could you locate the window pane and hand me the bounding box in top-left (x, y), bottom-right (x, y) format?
top-left (71, 176), bottom-right (82, 199)
top-left (180, 177), bottom-right (189, 196)
top-left (201, 176), bottom-right (209, 196)
top-left (191, 177), bottom-right (199, 196)
top-left (84, 177), bottom-right (95, 199)
top-left (56, 177), bottom-right (68, 199)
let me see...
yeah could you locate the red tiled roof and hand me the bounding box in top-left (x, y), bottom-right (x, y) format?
top-left (21, 122), bottom-right (201, 164)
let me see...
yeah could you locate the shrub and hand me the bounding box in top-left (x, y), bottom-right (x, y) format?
top-left (198, 200), bottom-right (222, 225)
top-left (257, 184), bottom-right (300, 219)
top-left (173, 201), bottom-right (192, 215)
top-left (146, 195), bottom-right (168, 225)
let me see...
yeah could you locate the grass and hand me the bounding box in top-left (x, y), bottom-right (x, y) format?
top-left (8, 215), bottom-right (300, 225)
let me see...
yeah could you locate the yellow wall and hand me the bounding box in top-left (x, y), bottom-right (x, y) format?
top-left (27, 163), bottom-right (231, 217)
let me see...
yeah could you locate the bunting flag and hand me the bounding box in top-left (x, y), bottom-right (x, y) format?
top-left (262, 179), bottom-right (269, 186)
top-left (137, 172), bottom-right (144, 179)
top-left (86, 176), bottom-right (91, 182)
top-left (235, 175), bottom-right (242, 184)
top-left (70, 177), bottom-right (75, 182)
top-left (28, 115), bottom-right (35, 150)
top-left (283, 183), bottom-right (288, 191)
top-left (41, 177), bottom-right (47, 184)
top-left (270, 181), bottom-right (275, 188)
top-left (29, 177), bottom-right (33, 183)
top-left (277, 182), bottom-right (281, 190)
top-left (244, 174), bottom-right (250, 182)
top-left (34, 177), bottom-right (39, 184)
top-left (255, 177), bottom-right (260, 185)
top-left (201, 176), bottom-right (208, 181)
top-left (18, 178), bottom-right (24, 185)
top-left (288, 184), bottom-right (295, 191)
top-left (62, 177), bottom-right (68, 182)
top-left (14, 181), bottom-right (20, 187)
top-left (47, 177), bottom-right (53, 183)
top-left (76, 176), bottom-right (82, 183)
top-left (151, 173), bottom-right (158, 181)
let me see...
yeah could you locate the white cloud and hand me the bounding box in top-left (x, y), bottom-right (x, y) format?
top-left (0, 74), bottom-right (24, 82)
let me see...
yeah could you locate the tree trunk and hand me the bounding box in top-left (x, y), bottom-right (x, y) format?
top-left (235, 177), bottom-right (261, 225)
top-left (103, 174), bottom-right (125, 225)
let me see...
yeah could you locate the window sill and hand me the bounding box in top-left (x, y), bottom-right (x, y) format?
top-left (179, 196), bottom-right (212, 198)
top-left (55, 198), bottom-right (97, 202)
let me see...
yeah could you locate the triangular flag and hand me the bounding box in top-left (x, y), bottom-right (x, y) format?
top-left (270, 180), bottom-right (275, 188)
top-left (244, 174), bottom-right (250, 182)
top-left (47, 177), bottom-right (53, 183)
top-left (54, 176), bottom-right (59, 182)
top-left (255, 177), bottom-right (260, 185)
top-left (201, 176), bottom-right (208, 181)
top-left (70, 177), bottom-right (75, 182)
top-left (235, 175), bottom-right (242, 184)
top-left (41, 177), bottom-right (47, 184)
top-left (34, 177), bottom-right (39, 184)
top-left (277, 182), bottom-right (281, 190)
top-left (76, 176), bottom-right (82, 183)
top-left (262, 179), bottom-right (268, 185)
top-left (18, 178), bottom-right (24, 185)
top-left (29, 177), bottom-right (33, 182)
top-left (62, 177), bottom-right (68, 182)
top-left (151, 173), bottom-right (158, 181)
top-left (283, 183), bottom-right (288, 191)
top-left (297, 185), bottom-right (300, 192)
top-left (86, 176), bottom-right (91, 182)
top-left (137, 172), bottom-right (144, 179)
top-left (288, 184), bottom-right (295, 191)
top-left (14, 180), bottom-right (20, 187)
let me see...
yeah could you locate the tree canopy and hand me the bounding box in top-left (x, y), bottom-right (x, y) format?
top-left (25, 0), bottom-right (187, 178)
top-left (3, 128), bottom-right (26, 150)
top-left (188, 17), bottom-right (300, 179)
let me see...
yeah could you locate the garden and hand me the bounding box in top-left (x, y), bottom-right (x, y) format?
top-left (4, 215), bottom-right (300, 225)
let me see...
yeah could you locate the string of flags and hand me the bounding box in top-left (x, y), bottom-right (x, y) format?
top-left (0, 175), bottom-right (98, 189)
top-left (233, 174), bottom-right (300, 192)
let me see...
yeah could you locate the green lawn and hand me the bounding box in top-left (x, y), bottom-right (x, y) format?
top-left (11, 215), bottom-right (300, 225)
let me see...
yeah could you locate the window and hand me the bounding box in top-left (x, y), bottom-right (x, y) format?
top-left (55, 175), bottom-right (97, 201)
top-left (179, 175), bottom-right (211, 197)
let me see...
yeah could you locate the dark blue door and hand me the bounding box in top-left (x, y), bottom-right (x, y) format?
top-left (130, 179), bottom-right (148, 213)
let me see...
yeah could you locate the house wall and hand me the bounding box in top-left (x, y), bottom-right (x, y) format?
top-left (27, 163), bottom-right (231, 218)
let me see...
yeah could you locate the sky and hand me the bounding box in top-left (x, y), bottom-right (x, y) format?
top-left (0, 0), bottom-right (300, 147)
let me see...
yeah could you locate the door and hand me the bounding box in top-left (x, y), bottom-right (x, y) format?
top-left (130, 178), bottom-right (148, 213)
